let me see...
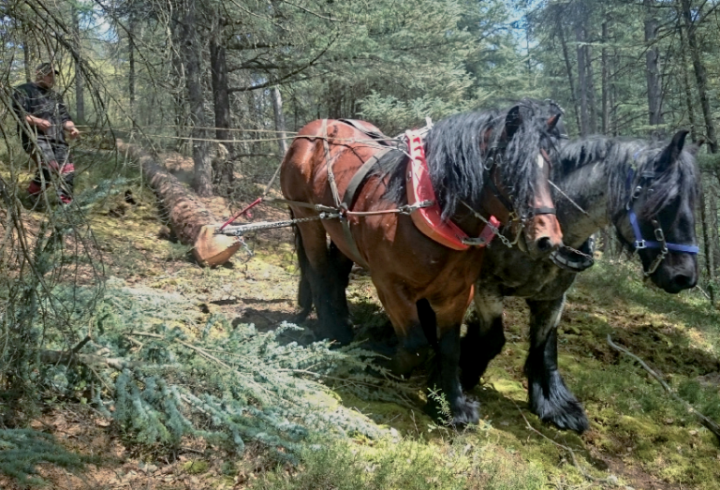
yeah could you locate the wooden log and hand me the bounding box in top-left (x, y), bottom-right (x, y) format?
top-left (117, 140), bottom-right (240, 266)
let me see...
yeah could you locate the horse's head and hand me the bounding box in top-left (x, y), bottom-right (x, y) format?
top-left (615, 130), bottom-right (699, 293)
top-left (481, 101), bottom-right (565, 259)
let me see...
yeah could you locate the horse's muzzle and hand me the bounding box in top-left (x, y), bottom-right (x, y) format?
top-left (525, 213), bottom-right (563, 259)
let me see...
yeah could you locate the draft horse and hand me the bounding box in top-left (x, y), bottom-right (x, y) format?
top-left (280, 100), bottom-right (565, 424)
top-left (461, 130), bottom-right (699, 432)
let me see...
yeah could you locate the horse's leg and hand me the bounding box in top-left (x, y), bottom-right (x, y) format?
top-left (329, 240), bottom-right (353, 291)
top-left (373, 287), bottom-right (430, 375)
top-left (424, 295), bottom-right (480, 426)
top-left (292, 225), bottom-right (313, 324)
top-left (293, 221), bottom-right (354, 344)
top-left (460, 288), bottom-right (506, 391)
top-left (427, 321), bottom-right (479, 426)
top-left (525, 295), bottom-right (589, 433)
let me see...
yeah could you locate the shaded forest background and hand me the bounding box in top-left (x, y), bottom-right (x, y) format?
top-left (3, 0), bottom-right (720, 257)
top-left (5, 0), bottom-right (720, 267)
top-left (2, 0), bottom-right (720, 486)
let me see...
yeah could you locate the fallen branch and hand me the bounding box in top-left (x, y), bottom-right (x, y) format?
top-left (40, 350), bottom-right (131, 370)
top-left (512, 399), bottom-right (608, 484)
top-left (607, 334), bottom-right (720, 443)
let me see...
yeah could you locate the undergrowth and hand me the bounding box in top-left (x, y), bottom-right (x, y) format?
top-left (0, 429), bottom-right (90, 487)
top-left (41, 278), bottom-right (412, 459)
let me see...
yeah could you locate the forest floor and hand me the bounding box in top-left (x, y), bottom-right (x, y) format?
top-left (2, 152), bottom-right (720, 490)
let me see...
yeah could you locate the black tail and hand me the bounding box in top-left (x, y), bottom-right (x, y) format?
top-left (292, 211), bottom-right (313, 323)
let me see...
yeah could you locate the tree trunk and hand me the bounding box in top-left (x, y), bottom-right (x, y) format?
top-left (117, 140), bottom-right (240, 266)
top-left (679, 0), bottom-right (718, 153)
top-left (72, 6), bottom-right (84, 123)
top-left (128, 15), bottom-right (136, 114)
top-left (556, 12), bottom-right (581, 131)
top-left (271, 86), bottom-right (288, 158)
top-left (574, 9), bottom-right (591, 137)
top-left (181, 0), bottom-right (213, 196)
top-left (678, 16), bottom-right (698, 142)
top-left (699, 187), bottom-right (716, 302)
top-left (23, 26), bottom-right (31, 82)
top-left (210, 26), bottom-right (234, 187)
top-left (585, 43), bottom-right (597, 134)
top-left (644, 0), bottom-right (664, 128)
top-left (601, 16), bottom-right (609, 134)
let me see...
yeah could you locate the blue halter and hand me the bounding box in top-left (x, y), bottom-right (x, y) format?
top-left (625, 167), bottom-right (699, 254)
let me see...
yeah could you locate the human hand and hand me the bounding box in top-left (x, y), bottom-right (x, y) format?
top-left (64, 122), bottom-right (80, 140)
top-left (34, 118), bottom-right (52, 132)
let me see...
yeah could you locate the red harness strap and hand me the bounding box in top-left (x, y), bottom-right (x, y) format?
top-left (405, 130), bottom-right (499, 250)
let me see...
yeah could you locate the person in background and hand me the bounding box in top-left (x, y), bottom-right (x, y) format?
top-left (13, 62), bottom-right (80, 206)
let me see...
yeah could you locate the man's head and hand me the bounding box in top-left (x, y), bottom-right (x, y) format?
top-left (35, 62), bottom-right (58, 88)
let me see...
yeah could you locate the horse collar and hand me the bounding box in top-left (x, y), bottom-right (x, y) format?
top-left (405, 130), bottom-right (499, 250)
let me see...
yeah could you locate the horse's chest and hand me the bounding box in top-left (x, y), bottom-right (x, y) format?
top-left (486, 252), bottom-right (559, 297)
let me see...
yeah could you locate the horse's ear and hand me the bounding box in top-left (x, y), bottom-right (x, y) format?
top-left (657, 130), bottom-right (689, 171)
top-left (546, 113), bottom-right (562, 132)
top-left (686, 137), bottom-right (705, 156)
top-left (504, 105), bottom-right (523, 140)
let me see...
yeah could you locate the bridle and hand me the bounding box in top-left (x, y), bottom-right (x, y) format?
top-left (625, 166), bottom-right (699, 276)
top-left (485, 147), bottom-right (557, 220)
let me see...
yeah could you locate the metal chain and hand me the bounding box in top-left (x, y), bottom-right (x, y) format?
top-left (460, 201), bottom-right (521, 248)
top-left (559, 244), bottom-right (594, 261)
top-left (218, 212), bottom-right (340, 237)
top-left (643, 246), bottom-right (668, 276)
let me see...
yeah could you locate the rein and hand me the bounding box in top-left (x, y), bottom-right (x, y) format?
top-left (625, 167), bottom-right (699, 276)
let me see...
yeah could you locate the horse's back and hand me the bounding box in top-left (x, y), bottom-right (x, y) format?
top-left (280, 119), bottom-right (388, 205)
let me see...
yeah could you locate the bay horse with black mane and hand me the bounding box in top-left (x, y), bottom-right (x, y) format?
top-left (461, 130), bottom-right (699, 432)
top-left (280, 100), bottom-right (565, 425)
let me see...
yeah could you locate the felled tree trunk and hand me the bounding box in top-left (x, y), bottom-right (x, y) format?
top-left (117, 140), bottom-right (240, 267)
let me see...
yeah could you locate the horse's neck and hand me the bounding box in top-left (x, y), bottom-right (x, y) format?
top-left (556, 161), bottom-right (612, 248)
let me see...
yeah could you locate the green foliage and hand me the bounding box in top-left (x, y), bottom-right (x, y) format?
top-left (251, 436), bottom-right (546, 490)
top-left (43, 278), bottom-right (411, 457)
top-left (0, 429), bottom-right (88, 486)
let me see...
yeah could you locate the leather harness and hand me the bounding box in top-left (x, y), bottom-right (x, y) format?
top-left (325, 120), bottom-right (502, 267)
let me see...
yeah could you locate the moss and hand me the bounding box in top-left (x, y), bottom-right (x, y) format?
top-left (182, 460), bottom-right (209, 475)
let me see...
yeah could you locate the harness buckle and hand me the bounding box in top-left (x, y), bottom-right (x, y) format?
top-left (635, 239), bottom-right (647, 250)
top-left (654, 227), bottom-right (665, 242)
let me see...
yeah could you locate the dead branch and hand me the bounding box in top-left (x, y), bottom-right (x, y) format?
top-left (607, 334), bottom-right (720, 443)
top-left (40, 349), bottom-right (131, 370)
top-left (512, 399), bottom-right (609, 484)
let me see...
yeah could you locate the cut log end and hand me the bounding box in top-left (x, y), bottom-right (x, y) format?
top-left (193, 225), bottom-right (241, 267)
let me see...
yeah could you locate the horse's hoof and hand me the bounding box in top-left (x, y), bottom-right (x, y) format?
top-left (451, 397), bottom-right (480, 426)
top-left (538, 400), bottom-right (589, 434)
top-left (529, 380), bottom-right (589, 434)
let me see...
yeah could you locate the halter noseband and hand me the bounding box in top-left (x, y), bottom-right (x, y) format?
top-left (625, 166), bottom-right (699, 275)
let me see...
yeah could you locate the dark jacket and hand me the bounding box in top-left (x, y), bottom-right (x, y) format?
top-left (12, 82), bottom-right (72, 150)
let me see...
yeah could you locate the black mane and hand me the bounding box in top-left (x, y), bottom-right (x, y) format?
top-left (556, 136), bottom-right (699, 221)
top-left (376, 99), bottom-right (565, 220)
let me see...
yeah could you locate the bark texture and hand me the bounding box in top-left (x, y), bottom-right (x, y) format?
top-left (117, 140), bottom-right (240, 266)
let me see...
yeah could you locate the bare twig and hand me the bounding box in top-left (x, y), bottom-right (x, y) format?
top-left (40, 349), bottom-right (131, 370)
top-left (607, 335), bottom-right (720, 443)
top-left (512, 399), bottom-right (608, 483)
top-left (69, 335), bottom-right (92, 355)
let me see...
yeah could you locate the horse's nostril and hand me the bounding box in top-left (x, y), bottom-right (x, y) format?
top-left (672, 273), bottom-right (696, 289)
top-left (536, 237), bottom-right (553, 253)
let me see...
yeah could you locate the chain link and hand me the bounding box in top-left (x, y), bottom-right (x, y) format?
top-left (218, 212), bottom-right (340, 237)
top-left (460, 201), bottom-right (521, 248)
